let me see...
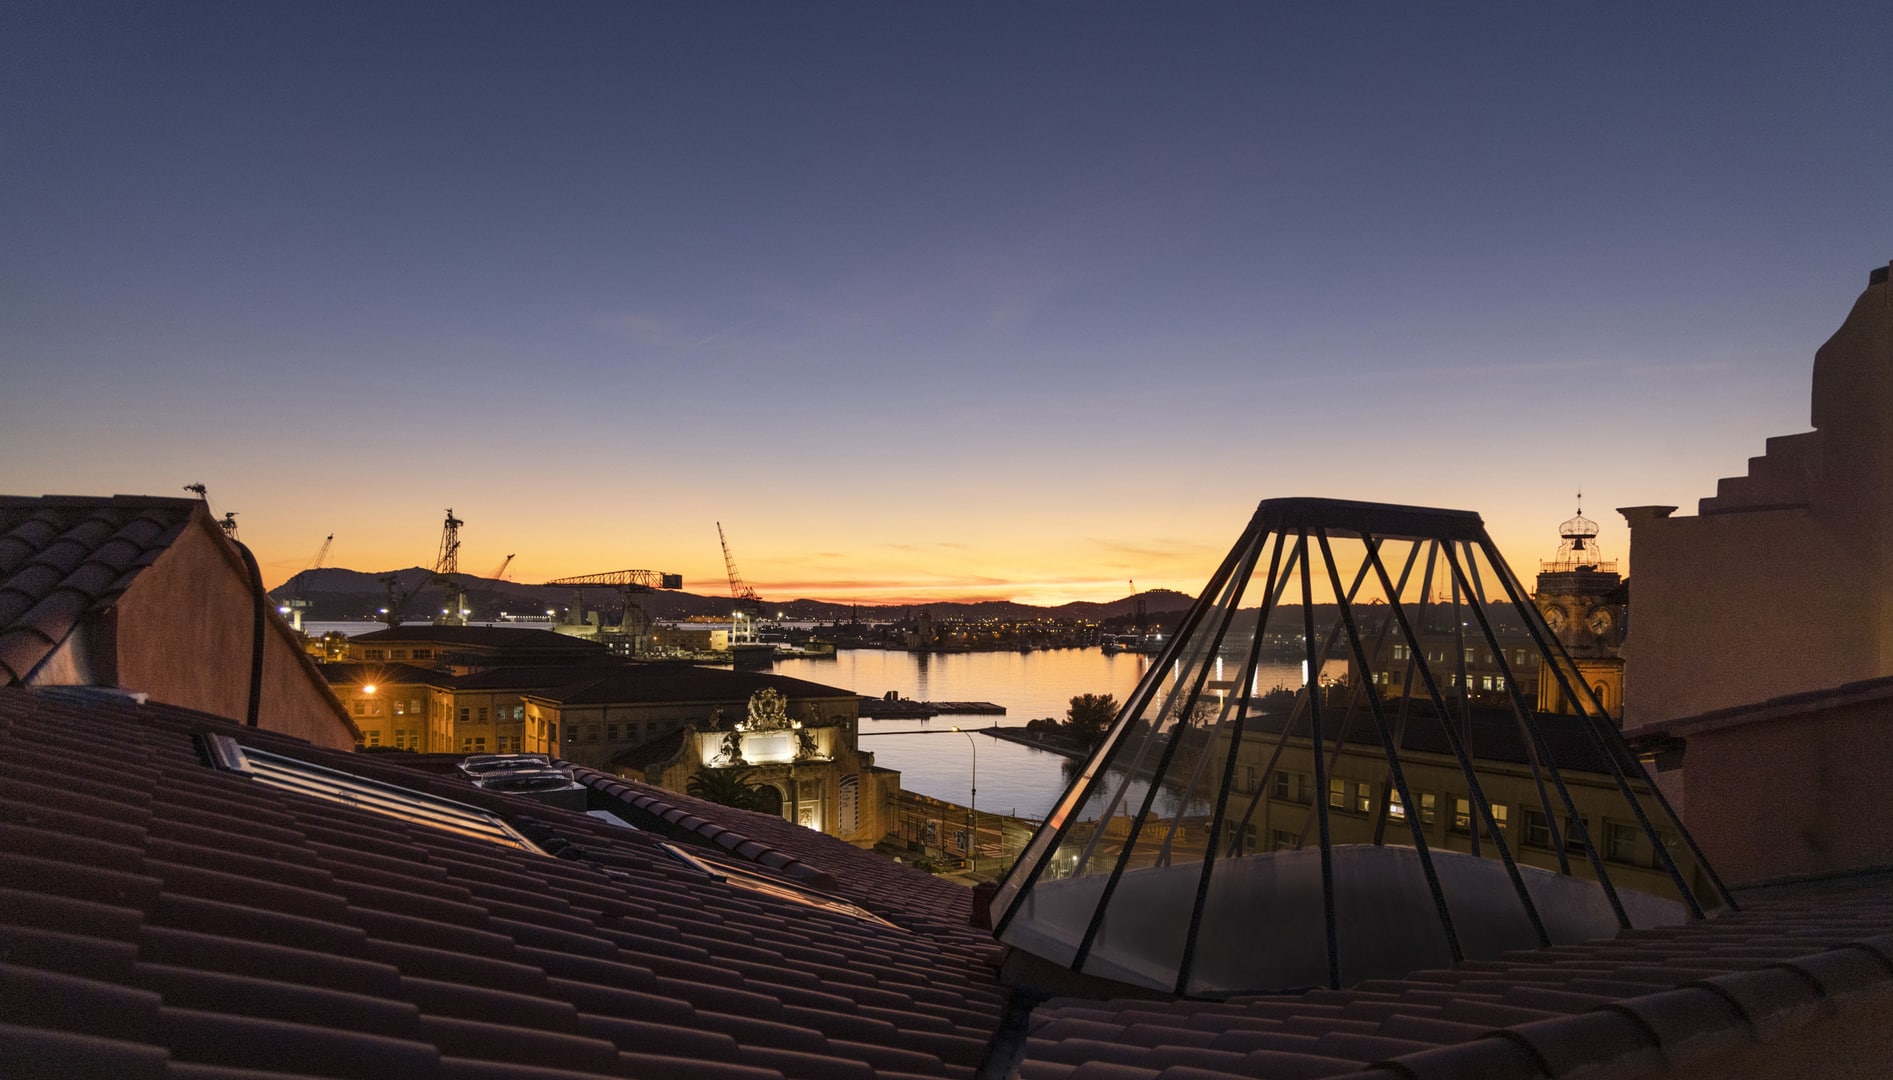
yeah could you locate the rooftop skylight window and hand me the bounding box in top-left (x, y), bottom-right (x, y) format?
top-left (661, 842), bottom-right (898, 929)
top-left (201, 733), bottom-right (543, 854)
top-left (989, 497), bottom-right (1733, 997)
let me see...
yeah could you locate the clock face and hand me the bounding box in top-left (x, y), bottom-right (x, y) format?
top-left (1541, 605), bottom-right (1566, 632)
top-left (1588, 608), bottom-right (1614, 634)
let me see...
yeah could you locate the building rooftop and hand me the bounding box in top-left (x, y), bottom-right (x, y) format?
top-left (351, 625), bottom-right (607, 651)
top-left (4, 684), bottom-right (1891, 1079)
top-left (0, 494), bottom-right (202, 684)
top-left (524, 665), bottom-right (861, 708)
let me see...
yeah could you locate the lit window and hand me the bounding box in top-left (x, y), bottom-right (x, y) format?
top-left (1452, 798), bottom-right (1472, 832)
top-left (1420, 792), bottom-right (1437, 826)
top-left (1271, 830), bottom-right (1298, 851)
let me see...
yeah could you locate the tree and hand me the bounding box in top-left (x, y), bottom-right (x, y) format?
top-left (685, 767), bottom-right (770, 812)
top-left (1065, 693), bottom-right (1120, 748)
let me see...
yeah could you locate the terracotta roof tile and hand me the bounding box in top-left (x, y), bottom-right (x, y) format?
top-left (0, 496), bottom-right (202, 684)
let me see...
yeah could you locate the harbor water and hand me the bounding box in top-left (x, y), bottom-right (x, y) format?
top-left (309, 622), bottom-right (1301, 820)
top-left (775, 649), bottom-right (1305, 820)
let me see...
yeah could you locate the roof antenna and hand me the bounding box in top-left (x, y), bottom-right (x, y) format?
top-left (184, 482), bottom-right (208, 499)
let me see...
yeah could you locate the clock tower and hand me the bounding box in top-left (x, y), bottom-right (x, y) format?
top-left (1533, 499), bottom-right (1628, 721)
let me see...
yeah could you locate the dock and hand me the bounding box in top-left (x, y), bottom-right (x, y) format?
top-left (857, 696), bottom-right (1007, 719)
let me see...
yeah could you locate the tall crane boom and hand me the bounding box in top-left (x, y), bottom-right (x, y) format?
top-left (716, 522), bottom-right (760, 601)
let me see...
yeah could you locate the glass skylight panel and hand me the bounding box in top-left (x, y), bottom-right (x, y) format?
top-left (203, 734), bottom-right (543, 853)
top-left (989, 498), bottom-right (1732, 997)
top-left (660, 843), bottom-right (898, 928)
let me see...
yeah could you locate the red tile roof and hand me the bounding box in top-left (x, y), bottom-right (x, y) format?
top-left (4, 683), bottom-right (1892, 1080)
top-left (0, 685), bottom-right (1005, 1079)
top-left (0, 495), bottom-right (201, 684)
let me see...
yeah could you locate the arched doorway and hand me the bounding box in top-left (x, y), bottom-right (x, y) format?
top-left (751, 783), bottom-right (784, 817)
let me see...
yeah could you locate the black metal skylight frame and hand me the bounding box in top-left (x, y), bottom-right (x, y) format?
top-left (989, 497), bottom-right (1735, 996)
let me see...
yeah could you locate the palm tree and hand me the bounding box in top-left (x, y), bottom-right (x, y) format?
top-left (685, 767), bottom-right (769, 812)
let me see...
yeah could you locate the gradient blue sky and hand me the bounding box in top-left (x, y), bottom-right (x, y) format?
top-left (4, 2), bottom-right (1889, 603)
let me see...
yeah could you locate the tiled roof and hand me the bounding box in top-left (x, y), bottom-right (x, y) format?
top-left (0, 685), bottom-right (1007, 1079)
top-left (317, 663), bottom-right (452, 688)
top-left (5, 684), bottom-right (1892, 1080)
top-left (0, 495), bottom-right (202, 684)
top-left (350, 626), bottom-right (605, 651)
top-left (1011, 882), bottom-right (1893, 1080)
top-left (524, 665), bottom-right (859, 707)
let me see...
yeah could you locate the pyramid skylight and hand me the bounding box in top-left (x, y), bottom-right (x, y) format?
top-left (989, 498), bottom-right (1731, 996)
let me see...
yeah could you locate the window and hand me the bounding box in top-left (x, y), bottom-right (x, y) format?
top-left (1242, 823), bottom-right (1259, 851)
top-left (1420, 792), bottom-right (1437, 826)
top-left (1464, 648), bottom-right (1475, 662)
top-left (364, 730), bottom-right (381, 746)
top-left (549, 723), bottom-right (558, 744)
top-left (512, 705), bottom-right (523, 720)
top-left (1392, 644), bottom-right (1409, 660)
top-left (1605, 822), bottom-right (1639, 863)
top-left (395, 729), bottom-right (419, 750)
top-left (1452, 797), bottom-right (1472, 832)
top-left (391, 650), bottom-right (407, 660)
top-left (410, 699), bottom-right (422, 716)
top-left (1524, 809), bottom-right (1552, 848)
top-left (353, 700), bottom-right (366, 716)
top-left (462, 736), bottom-right (488, 752)
top-left (1481, 675), bottom-right (1494, 691)
top-left (393, 700), bottom-right (406, 716)
top-left (1490, 802), bottom-right (1508, 829)
top-left (1271, 830), bottom-right (1299, 852)
top-left (607, 724), bottom-right (621, 741)
top-left (1272, 771), bottom-right (1311, 804)
top-left (1329, 779), bottom-right (1370, 814)
top-left (413, 649), bottom-right (432, 660)
top-left (477, 707), bottom-right (488, 723)
top-left (201, 735), bottom-right (540, 853)
top-left (1494, 676), bottom-right (1505, 691)
top-left (458, 707), bottom-right (470, 723)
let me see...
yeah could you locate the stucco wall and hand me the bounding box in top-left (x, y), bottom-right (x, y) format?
top-left (1679, 702), bottom-right (1893, 885)
top-left (1621, 266), bottom-right (1893, 728)
top-left (112, 520), bottom-right (356, 749)
top-left (1619, 506), bottom-right (1871, 726)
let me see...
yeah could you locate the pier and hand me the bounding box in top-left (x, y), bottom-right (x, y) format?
top-left (856, 695), bottom-right (1006, 719)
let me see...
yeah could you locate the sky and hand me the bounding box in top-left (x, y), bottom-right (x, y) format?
top-left (4, 2), bottom-right (1889, 606)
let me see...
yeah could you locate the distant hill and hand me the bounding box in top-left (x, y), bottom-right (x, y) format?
top-left (269, 568), bottom-right (1198, 625)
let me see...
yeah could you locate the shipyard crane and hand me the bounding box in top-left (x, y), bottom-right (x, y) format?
top-left (457, 554), bottom-right (516, 622)
top-left (433, 509), bottom-right (467, 626)
top-left (379, 509), bottom-right (468, 629)
top-left (282, 533), bottom-right (334, 633)
top-left (542, 568), bottom-right (683, 655)
top-left (717, 522), bottom-right (763, 645)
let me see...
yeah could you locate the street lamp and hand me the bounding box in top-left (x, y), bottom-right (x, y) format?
top-left (951, 726), bottom-right (977, 871)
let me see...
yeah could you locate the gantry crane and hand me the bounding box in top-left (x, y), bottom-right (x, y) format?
top-left (379, 509), bottom-right (468, 629)
top-left (717, 522), bottom-right (764, 645)
top-left (542, 568), bottom-right (684, 655)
